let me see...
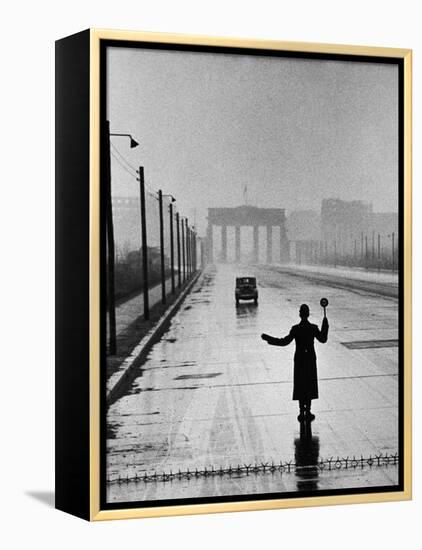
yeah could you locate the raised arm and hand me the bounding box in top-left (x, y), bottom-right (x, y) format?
top-left (261, 328), bottom-right (295, 347)
top-left (314, 317), bottom-right (329, 343)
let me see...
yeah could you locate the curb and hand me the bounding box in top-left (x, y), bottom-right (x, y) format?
top-left (273, 266), bottom-right (398, 299)
top-left (107, 271), bottom-right (203, 406)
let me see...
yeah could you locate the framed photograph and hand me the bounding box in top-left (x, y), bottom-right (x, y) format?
top-left (55, 29), bottom-right (412, 521)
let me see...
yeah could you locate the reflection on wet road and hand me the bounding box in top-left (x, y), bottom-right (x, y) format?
top-left (295, 421), bottom-right (320, 492)
top-left (107, 263), bottom-right (399, 503)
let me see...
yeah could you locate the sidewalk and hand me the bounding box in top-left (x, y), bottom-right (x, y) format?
top-left (113, 277), bottom-right (173, 337)
top-left (106, 270), bottom-right (201, 385)
top-left (271, 263), bottom-right (398, 298)
top-left (107, 271), bottom-right (203, 403)
top-left (285, 263), bottom-right (398, 284)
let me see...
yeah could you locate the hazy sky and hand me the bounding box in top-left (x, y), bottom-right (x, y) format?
top-left (107, 47), bottom-right (398, 233)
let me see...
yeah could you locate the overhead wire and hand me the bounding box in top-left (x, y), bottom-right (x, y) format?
top-left (110, 151), bottom-right (138, 179)
top-left (110, 152), bottom-right (159, 203)
top-left (110, 143), bottom-right (138, 172)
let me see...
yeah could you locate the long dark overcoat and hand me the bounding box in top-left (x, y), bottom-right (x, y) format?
top-left (266, 318), bottom-right (329, 401)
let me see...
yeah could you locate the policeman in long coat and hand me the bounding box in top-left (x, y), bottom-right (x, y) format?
top-left (261, 304), bottom-right (329, 421)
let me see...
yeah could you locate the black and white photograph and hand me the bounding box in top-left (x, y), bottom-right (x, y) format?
top-left (102, 42), bottom-right (403, 508)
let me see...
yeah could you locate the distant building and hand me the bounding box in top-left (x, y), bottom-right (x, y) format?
top-left (321, 199), bottom-right (372, 243)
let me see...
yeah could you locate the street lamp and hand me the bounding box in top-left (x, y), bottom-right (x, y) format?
top-left (110, 132), bottom-right (139, 149)
top-left (104, 121), bottom-right (140, 354)
top-left (163, 195), bottom-right (176, 295)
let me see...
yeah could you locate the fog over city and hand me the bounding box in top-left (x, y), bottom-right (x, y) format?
top-left (107, 46), bottom-right (398, 237)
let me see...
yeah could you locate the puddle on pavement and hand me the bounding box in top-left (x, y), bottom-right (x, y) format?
top-left (128, 385), bottom-right (200, 395)
top-left (144, 360), bottom-right (198, 371)
top-left (174, 373), bottom-right (222, 380)
top-left (107, 422), bottom-right (121, 439)
top-left (342, 339), bottom-right (399, 349)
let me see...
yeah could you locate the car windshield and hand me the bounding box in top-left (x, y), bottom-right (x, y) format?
top-left (236, 277), bottom-right (256, 286)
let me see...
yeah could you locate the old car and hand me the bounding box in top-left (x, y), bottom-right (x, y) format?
top-left (235, 276), bottom-right (258, 305)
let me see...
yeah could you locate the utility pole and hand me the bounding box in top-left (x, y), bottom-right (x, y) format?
top-left (158, 190), bottom-right (166, 304)
top-left (104, 120), bottom-right (117, 355)
top-left (186, 219), bottom-right (190, 278)
top-left (169, 202), bottom-right (175, 294)
top-left (176, 212), bottom-right (181, 288)
top-left (139, 166), bottom-right (149, 320)
top-left (372, 231), bottom-right (375, 262)
top-left (181, 217), bottom-right (186, 283)
top-left (377, 233), bottom-right (381, 272)
top-left (193, 229), bottom-right (196, 272)
top-left (194, 231), bottom-right (197, 272)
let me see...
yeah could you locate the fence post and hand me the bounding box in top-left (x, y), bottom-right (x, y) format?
top-left (365, 234), bottom-right (368, 270)
top-left (372, 231), bottom-right (375, 263)
top-left (392, 231), bottom-right (395, 272)
top-left (139, 167), bottom-right (149, 320)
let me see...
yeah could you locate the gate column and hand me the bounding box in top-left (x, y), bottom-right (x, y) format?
top-left (235, 226), bottom-right (241, 262)
top-left (221, 224), bottom-right (227, 262)
top-left (266, 225), bottom-right (273, 264)
top-left (207, 223), bottom-right (213, 263)
top-left (253, 225), bottom-right (259, 263)
top-left (280, 223), bottom-right (289, 262)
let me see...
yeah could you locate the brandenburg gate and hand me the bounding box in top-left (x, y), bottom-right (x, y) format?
top-left (206, 205), bottom-right (289, 263)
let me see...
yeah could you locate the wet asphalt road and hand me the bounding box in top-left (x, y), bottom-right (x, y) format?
top-left (107, 263), bottom-right (399, 503)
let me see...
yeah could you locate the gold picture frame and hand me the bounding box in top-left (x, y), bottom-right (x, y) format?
top-left (55, 28), bottom-right (412, 521)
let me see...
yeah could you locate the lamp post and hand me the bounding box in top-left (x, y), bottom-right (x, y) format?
top-left (158, 193), bottom-right (176, 304)
top-left (185, 218), bottom-right (190, 279)
top-left (169, 202), bottom-right (175, 294)
top-left (176, 212), bottom-right (181, 288)
top-left (105, 121), bottom-right (139, 354)
top-left (110, 133), bottom-right (139, 149)
top-left (182, 218), bottom-right (186, 283)
top-left (158, 190), bottom-right (166, 304)
top-left (162, 195), bottom-right (176, 295)
top-left (138, 166), bottom-right (149, 320)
